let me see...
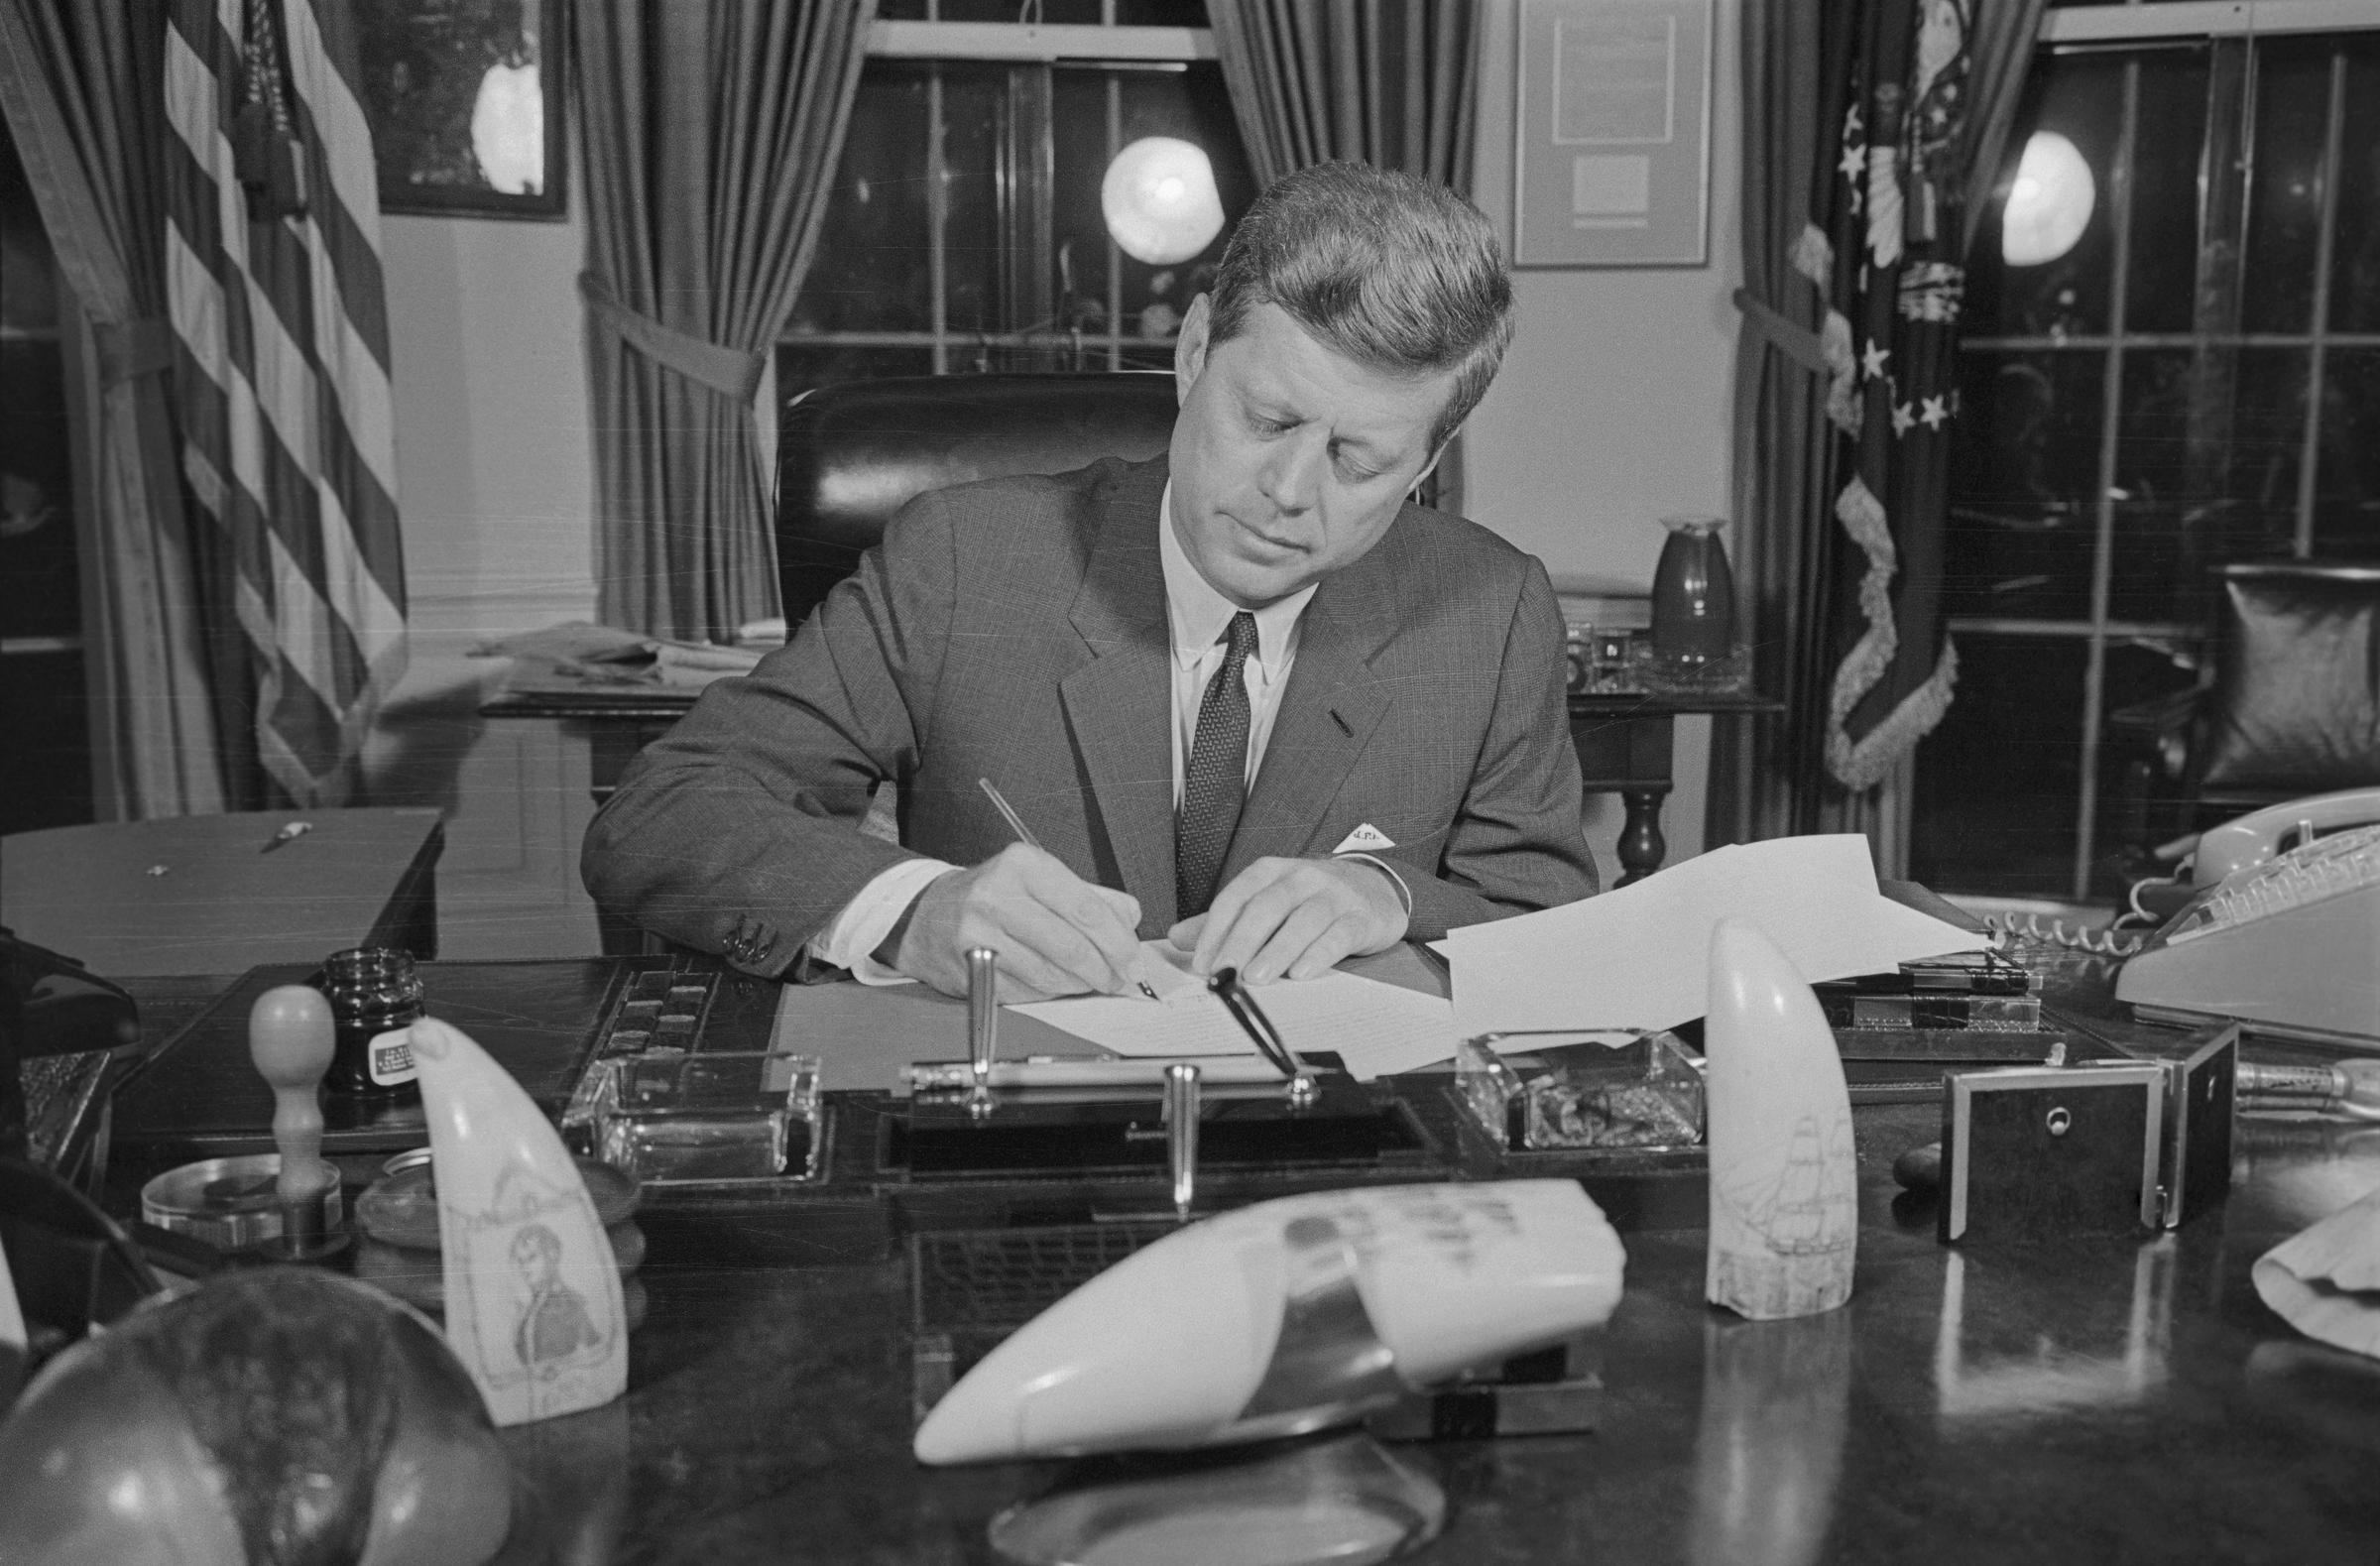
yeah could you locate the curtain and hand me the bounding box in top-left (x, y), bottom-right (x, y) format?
top-left (1710, 0), bottom-right (2043, 872)
top-left (1207, 1), bottom-right (1478, 190)
top-left (576, 0), bottom-right (875, 643)
top-left (0, 0), bottom-right (225, 818)
top-left (1206, 0), bottom-right (1481, 514)
top-left (158, 0), bottom-right (407, 808)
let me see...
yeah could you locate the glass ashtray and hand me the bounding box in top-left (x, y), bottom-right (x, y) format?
top-left (582, 1049), bottom-right (821, 1183)
top-left (1455, 1029), bottom-right (1705, 1151)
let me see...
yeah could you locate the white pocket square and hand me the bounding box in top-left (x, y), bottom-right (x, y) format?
top-left (1332, 823), bottom-right (1396, 853)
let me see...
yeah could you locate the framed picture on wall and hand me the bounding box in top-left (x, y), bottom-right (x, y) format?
top-left (354, 0), bottom-right (565, 219)
top-left (1512, 0), bottom-right (1713, 267)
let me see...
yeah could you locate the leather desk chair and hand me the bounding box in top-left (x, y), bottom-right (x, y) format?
top-left (2109, 561), bottom-right (2380, 873)
top-left (774, 372), bottom-right (1180, 629)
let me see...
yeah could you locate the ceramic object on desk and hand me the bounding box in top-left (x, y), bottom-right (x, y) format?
top-left (407, 1017), bottom-right (627, 1427)
top-left (1704, 918), bottom-right (1856, 1319)
top-left (914, 1180), bottom-right (1625, 1465)
top-left (1650, 515), bottom-right (1735, 667)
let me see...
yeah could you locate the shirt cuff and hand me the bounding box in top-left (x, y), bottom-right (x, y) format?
top-left (1333, 851), bottom-right (1413, 920)
top-left (807, 857), bottom-right (956, 985)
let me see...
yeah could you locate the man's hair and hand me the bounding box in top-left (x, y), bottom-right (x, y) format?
top-left (1205, 161), bottom-right (1514, 453)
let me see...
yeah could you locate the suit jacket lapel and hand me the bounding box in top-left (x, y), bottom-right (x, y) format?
top-left (1227, 544), bottom-right (1397, 876)
top-left (1058, 460), bottom-right (1179, 929)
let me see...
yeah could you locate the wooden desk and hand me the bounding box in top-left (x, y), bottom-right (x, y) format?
top-left (1, 808), bottom-right (442, 977)
top-left (85, 944), bottom-right (2380, 1563)
top-left (1569, 689), bottom-right (1783, 885)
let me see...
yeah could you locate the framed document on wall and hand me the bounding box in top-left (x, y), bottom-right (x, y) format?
top-left (1513, 0), bottom-right (1714, 268)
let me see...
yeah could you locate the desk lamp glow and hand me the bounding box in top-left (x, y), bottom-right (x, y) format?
top-left (1102, 136), bottom-right (1224, 265)
top-left (913, 1179), bottom-right (1626, 1465)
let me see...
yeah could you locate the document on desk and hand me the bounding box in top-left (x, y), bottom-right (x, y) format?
top-left (1013, 944), bottom-right (1457, 1082)
top-left (1440, 834), bottom-right (1986, 1038)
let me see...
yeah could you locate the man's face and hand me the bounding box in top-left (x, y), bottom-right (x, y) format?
top-left (1167, 297), bottom-right (1458, 609)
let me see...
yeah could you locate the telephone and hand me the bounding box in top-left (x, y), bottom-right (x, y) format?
top-left (2114, 788), bottom-right (2380, 1049)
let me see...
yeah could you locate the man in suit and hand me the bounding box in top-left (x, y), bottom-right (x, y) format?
top-left (584, 162), bottom-right (1597, 1000)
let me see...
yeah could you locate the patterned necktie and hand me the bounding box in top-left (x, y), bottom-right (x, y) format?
top-left (1176, 611), bottom-right (1259, 919)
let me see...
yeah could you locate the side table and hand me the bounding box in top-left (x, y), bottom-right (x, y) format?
top-left (1569, 689), bottom-right (1783, 886)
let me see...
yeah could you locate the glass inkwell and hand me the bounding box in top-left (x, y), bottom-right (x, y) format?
top-left (1455, 1028), bottom-right (1705, 1151)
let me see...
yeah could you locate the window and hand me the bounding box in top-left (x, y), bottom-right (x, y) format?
top-left (0, 116), bottom-right (93, 834)
top-left (775, 5), bottom-right (1256, 402)
top-left (1912, 12), bottom-right (2380, 902)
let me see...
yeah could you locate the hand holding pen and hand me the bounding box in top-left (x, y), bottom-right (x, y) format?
top-left (878, 781), bottom-right (1149, 1002)
top-left (979, 780), bottom-right (1161, 1001)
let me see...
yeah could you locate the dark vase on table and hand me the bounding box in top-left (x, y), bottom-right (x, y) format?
top-left (1650, 516), bottom-right (1735, 669)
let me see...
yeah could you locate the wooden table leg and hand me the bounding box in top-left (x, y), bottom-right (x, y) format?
top-left (1614, 785), bottom-right (1670, 886)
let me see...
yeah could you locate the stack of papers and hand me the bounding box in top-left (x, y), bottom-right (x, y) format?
top-left (1002, 837), bottom-right (1983, 1082)
top-left (1437, 835), bottom-right (1984, 1040)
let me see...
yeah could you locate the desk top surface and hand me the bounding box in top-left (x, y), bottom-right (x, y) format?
top-left (566, 1095), bottom-right (2380, 1565)
top-left (2, 808), bottom-right (443, 976)
top-left (94, 944), bottom-right (2380, 1563)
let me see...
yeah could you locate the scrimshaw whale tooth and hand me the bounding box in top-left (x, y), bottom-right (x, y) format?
top-left (1704, 917), bottom-right (1857, 1319)
top-left (407, 1017), bottom-right (628, 1426)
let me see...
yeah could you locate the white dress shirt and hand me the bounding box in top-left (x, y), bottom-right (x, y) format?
top-left (809, 481), bottom-right (1401, 982)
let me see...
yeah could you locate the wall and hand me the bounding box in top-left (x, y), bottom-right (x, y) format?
top-left (1463, 0), bottom-right (1744, 870)
top-left (364, 194), bottom-right (603, 957)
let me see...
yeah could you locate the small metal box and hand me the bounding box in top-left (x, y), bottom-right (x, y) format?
top-left (1940, 1062), bottom-right (2165, 1244)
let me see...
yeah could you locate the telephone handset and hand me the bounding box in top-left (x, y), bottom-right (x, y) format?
top-left (2185, 785), bottom-right (2380, 888)
top-left (2114, 788), bottom-right (2380, 1049)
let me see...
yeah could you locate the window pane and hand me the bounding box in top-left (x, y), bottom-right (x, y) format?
top-left (1911, 635), bottom-right (2088, 896)
top-left (2105, 346), bottom-right (2290, 618)
top-left (1946, 349), bottom-right (2105, 619)
top-left (2122, 48), bottom-right (2211, 335)
top-left (2241, 37), bottom-right (2336, 335)
top-left (0, 341), bottom-right (76, 641)
top-left (2224, 346), bottom-right (2314, 554)
top-left (790, 67), bottom-right (931, 334)
top-left (2328, 35), bottom-right (2380, 334)
top-left (1965, 54), bottom-right (2126, 338)
top-left (1050, 62), bottom-right (1253, 359)
top-left (0, 650), bottom-right (93, 835)
top-left (939, 63), bottom-right (1012, 338)
top-left (2315, 347), bottom-right (2380, 557)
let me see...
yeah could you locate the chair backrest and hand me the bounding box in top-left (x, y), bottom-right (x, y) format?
top-left (2191, 561), bottom-right (2380, 804)
top-left (774, 372), bottom-right (1179, 629)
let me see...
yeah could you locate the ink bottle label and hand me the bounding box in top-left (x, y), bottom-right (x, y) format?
top-left (321, 947), bottom-right (423, 1098)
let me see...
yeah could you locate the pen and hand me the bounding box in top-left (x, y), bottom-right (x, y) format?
top-left (978, 777), bottom-right (1162, 1001)
top-left (262, 820), bottom-right (311, 853)
top-left (1208, 967), bottom-right (1317, 1104)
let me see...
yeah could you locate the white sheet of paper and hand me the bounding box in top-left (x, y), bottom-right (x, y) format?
top-left (1439, 834), bottom-right (1984, 1037)
top-left (1013, 962), bottom-right (1458, 1082)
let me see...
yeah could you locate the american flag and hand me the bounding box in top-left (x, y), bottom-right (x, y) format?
top-left (162, 0), bottom-right (404, 805)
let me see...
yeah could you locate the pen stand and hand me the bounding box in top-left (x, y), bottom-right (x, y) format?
top-left (895, 1054), bottom-right (1403, 1176)
top-left (1455, 1030), bottom-right (1705, 1151)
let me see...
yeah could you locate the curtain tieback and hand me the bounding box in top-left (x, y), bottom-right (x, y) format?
top-left (1730, 288), bottom-right (1829, 378)
top-left (579, 271), bottom-right (767, 403)
top-left (96, 317), bottom-right (176, 388)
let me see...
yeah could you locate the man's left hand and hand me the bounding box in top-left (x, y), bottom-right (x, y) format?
top-left (1168, 856), bottom-right (1407, 984)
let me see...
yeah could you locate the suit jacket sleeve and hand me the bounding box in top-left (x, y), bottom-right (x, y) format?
top-left (1393, 559), bottom-right (1599, 939)
top-left (579, 492), bottom-right (965, 974)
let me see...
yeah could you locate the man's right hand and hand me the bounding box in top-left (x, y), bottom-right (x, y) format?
top-left (892, 844), bottom-right (1143, 1001)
